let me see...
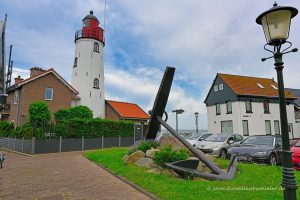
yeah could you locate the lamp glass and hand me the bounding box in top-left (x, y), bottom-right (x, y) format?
top-left (261, 10), bottom-right (292, 44)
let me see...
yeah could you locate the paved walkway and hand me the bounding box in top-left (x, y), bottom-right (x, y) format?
top-left (0, 150), bottom-right (152, 200)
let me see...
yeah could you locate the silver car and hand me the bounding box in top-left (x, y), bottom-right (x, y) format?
top-left (195, 133), bottom-right (243, 158)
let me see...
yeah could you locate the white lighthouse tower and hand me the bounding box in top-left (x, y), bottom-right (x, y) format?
top-left (71, 11), bottom-right (105, 118)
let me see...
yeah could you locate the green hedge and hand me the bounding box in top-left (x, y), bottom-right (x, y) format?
top-left (55, 118), bottom-right (135, 138)
top-left (0, 121), bottom-right (14, 137)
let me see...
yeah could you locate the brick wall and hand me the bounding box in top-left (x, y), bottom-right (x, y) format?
top-left (7, 73), bottom-right (75, 126)
top-left (105, 102), bottom-right (120, 121)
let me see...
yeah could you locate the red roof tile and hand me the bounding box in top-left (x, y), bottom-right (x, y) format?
top-left (106, 100), bottom-right (149, 119)
top-left (219, 73), bottom-right (296, 99)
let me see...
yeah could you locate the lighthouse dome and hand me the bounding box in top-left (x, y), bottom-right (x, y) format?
top-left (82, 10), bottom-right (99, 23)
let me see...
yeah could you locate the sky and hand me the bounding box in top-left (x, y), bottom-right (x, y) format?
top-left (1, 0), bottom-right (300, 130)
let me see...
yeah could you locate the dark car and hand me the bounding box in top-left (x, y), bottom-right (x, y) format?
top-left (227, 135), bottom-right (282, 165)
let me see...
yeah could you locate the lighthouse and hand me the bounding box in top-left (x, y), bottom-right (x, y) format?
top-left (71, 11), bottom-right (105, 118)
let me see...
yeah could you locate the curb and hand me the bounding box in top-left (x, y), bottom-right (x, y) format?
top-left (0, 148), bottom-right (34, 157)
top-left (86, 157), bottom-right (158, 200)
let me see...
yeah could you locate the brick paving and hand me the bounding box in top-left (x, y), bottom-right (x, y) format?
top-left (0, 150), bottom-right (152, 200)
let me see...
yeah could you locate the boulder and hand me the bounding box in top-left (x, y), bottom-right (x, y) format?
top-left (159, 136), bottom-right (187, 151)
top-left (126, 150), bottom-right (145, 165)
top-left (123, 155), bottom-right (129, 163)
top-left (135, 157), bottom-right (157, 168)
top-left (146, 149), bottom-right (160, 158)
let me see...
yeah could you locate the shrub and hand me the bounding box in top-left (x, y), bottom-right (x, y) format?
top-left (153, 146), bottom-right (189, 167)
top-left (54, 106), bottom-right (93, 122)
top-left (137, 140), bottom-right (159, 153)
top-left (29, 101), bottom-right (51, 126)
top-left (54, 118), bottom-right (135, 138)
top-left (0, 121), bottom-right (14, 137)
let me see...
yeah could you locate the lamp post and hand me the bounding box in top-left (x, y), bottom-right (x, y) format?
top-left (194, 112), bottom-right (199, 133)
top-left (256, 3), bottom-right (298, 200)
top-left (172, 109), bottom-right (184, 132)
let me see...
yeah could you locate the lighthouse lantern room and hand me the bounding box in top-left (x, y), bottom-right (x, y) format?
top-left (71, 11), bottom-right (105, 118)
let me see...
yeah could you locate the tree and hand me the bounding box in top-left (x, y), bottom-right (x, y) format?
top-left (29, 101), bottom-right (51, 126)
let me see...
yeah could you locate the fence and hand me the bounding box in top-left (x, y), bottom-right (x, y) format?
top-left (0, 135), bottom-right (140, 155)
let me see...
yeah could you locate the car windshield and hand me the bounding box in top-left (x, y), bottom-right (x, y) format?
top-left (242, 136), bottom-right (274, 146)
top-left (184, 133), bottom-right (199, 140)
top-left (295, 140), bottom-right (300, 147)
top-left (205, 134), bottom-right (228, 142)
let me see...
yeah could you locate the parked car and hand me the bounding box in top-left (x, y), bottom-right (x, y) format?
top-left (195, 133), bottom-right (243, 158)
top-left (291, 139), bottom-right (300, 170)
top-left (185, 133), bottom-right (213, 146)
top-left (227, 135), bottom-right (282, 165)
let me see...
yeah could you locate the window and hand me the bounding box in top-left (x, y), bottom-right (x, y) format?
top-left (216, 104), bottom-right (221, 115)
top-left (234, 134), bottom-right (243, 142)
top-left (271, 84), bottom-right (278, 89)
top-left (94, 42), bottom-right (99, 52)
top-left (214, 85), bottom-right (218, 92)
top-left (83, 19), bottom-right (90, 27)
top-left (274, 120), bottom-right (280, 135)
top-left (263, 100), bottom-right (270, 113)
top-left (245, 100), bottom-right (252, 113)
top-left (73, 57), bottom-right (77, 68)
top-left (221, 121), bottom-right (233, 133)
top-left (219, 84), bottom-right (223, 90)
top-left (93, 78), bottom-right (99, 89)
top-left (226, 101), bottom-right (232, 114)
top-left (242, 120), bottom-right (249, 136)
top-left (265, 120), bottom-right (271, 135)
top-left (45, 88), bottom-right (53, 101)
top-left (256, 83), bottom-right (265, 88)
top-left (13, 90), bottom-right (19, 105)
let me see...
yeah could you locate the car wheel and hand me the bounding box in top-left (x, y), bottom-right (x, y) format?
top-left (269, 154), bottom-right (277, 166)
top-left (219, 149), bottom-right (227, 159)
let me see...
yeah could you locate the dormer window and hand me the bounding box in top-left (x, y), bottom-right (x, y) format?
top-left (94, 42), bottom-right (99, 52)
top-left (93, 78), bottom-right (99, 89)
top-left (271, 84), bottom-right (278, 89)
top-left (256, 83), bottom-right (265, 89)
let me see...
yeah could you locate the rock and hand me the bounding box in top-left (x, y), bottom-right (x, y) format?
top-left (197, 162), bottom-right (204, 172)
top-left (187, 157), bottom-right (199, 160)
top-left (123, 155), bottom-right (129, 163)
top-left (126, 150), bottom-right (145, 165)
top-left (205, 154), bottom-right (216, 162)
top-left (135, 157), bottom-right (157, 168)
top-left (159, 136), bottom-right (187, 151)
top-left (147, 167), bottom-right (162, 175)
top-left (146, 149), bottom-right (160, 158)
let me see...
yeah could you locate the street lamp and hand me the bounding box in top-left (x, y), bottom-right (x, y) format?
top-left (256, 3), bottom-right (298, 200)
top-left (194, 112), bottom-right (199, 133)
top-left (172, 109), bottom-right (184, 132)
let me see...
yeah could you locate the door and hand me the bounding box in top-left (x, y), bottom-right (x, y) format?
top-left (221, 121), bottom-right (233, 133)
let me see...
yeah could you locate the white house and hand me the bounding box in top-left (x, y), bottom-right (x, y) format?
top-left (204, 73), bottom-right (299, 139)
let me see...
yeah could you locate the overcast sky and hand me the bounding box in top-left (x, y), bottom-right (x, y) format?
top-left (1, 0), bottom-right (300, 130)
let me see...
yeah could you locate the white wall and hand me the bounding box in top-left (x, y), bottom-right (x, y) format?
top-left (207, 101), bottom-right (299, 138)
top-left (71, 38), bottom-right (105, 118)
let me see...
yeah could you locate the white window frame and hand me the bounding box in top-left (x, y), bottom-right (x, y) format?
top-left (214, 85), bottom-right (218, 92)
top-left (242, 120), bottom-right (249, 136)
top-left (274, 120), bottom-right (280, 135)
top-left (219, 84), bottom-right (223, 90)
top-left (265, 120), bottom-right (272, 135)
top-left (45, 88), bottom-right (53, 101)
top-left (226, 101), bottom-right (232, 114)
top-left (13, 90), bottom-right (19, 105)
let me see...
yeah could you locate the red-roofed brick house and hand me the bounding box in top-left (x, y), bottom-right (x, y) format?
top-left (2, 67), bottom-right (78, 126)
top-left (204, 73), bottom-right (299, 139)
top-left (105, 100), bottom-right (149, 124)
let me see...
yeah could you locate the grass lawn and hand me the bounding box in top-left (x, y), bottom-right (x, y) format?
top-left (84, 148), bottom-right (300, 200)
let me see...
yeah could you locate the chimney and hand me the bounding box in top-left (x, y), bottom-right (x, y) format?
top-left (30, 67), bottom-right (46, 77)
top-left (14, 76), bottom-right (24, 84)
